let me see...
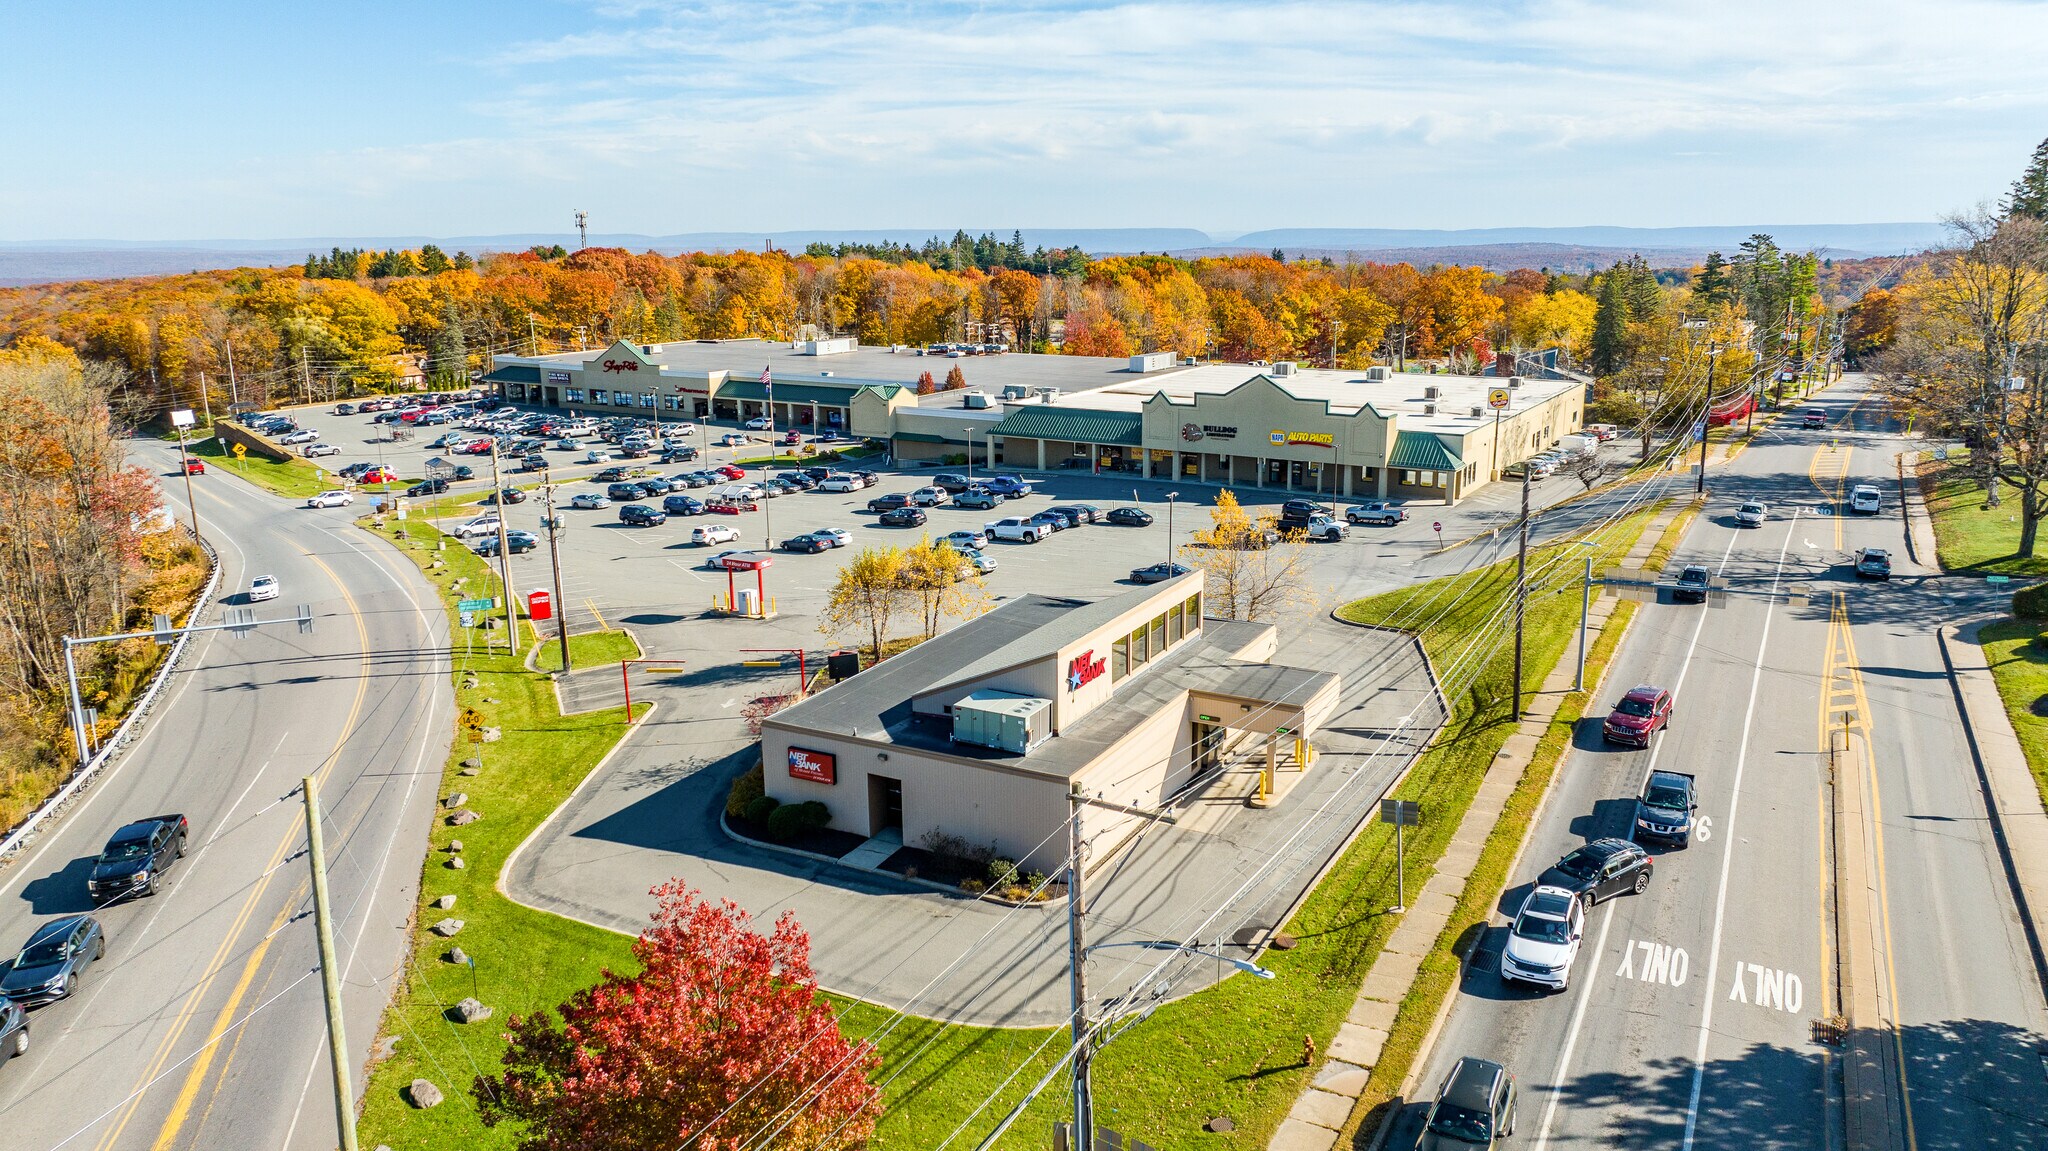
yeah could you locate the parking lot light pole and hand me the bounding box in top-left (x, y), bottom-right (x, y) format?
top-left (1163, 492), bottom-right (1180, 570)
top-left (487, 440), bottom-right (521, 655)
top-left (542, 482), bottom-right (570, 673)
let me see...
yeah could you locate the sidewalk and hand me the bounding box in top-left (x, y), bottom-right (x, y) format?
top-left (1936, 621), bottom-right (2048, 992)
top-left (1267, 499), bottom-right (1685, 1151)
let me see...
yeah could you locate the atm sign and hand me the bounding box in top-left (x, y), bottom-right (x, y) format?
top-left (788, 746), bottom-right (837, 784)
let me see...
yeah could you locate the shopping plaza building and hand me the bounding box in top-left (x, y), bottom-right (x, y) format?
top-left (483, 337), bottom-right (1587, 504)
top-left (757, 572), bottom-right (1342, 872)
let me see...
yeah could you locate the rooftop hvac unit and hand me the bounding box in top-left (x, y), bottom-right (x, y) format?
top-left (1470, 405), bottom-right (1485, 418)
top-left (951, 690), bottom-right (1051, 754)
top-left (641, 344), bottom-right (663, 354)
top-left (1423, 385), bottom-right (1441, 399)
top-left (1365, 365), bottom-right (1393, 382)
top-left (1423, 402), bottom-right (1438, 415)
top-left (1508, 375), bottom-right (1524, 388)
top-left (1271, 361), bottom-right (1298, 377)
top-left (1001, 384), bottom-right (1029, 400)
top-left (1035, 387), bottom-right (1062, 403)
top-left (962, 391), bottom-right (993, 409)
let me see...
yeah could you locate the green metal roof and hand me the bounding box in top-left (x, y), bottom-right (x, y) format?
top-left (1387, 434), bottom-right (1463, 472)
top-left (481, 364), bottom-right (540, 384)
top-left (892, 431), bottom-right (949, 444)
top-left (987, 406), bottom-right (1143, 447)
top-left (717, 380), bottom-right (863, 405)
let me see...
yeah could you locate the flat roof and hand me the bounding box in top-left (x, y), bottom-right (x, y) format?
top-left (1058, 364), bottom-right (1583, 433)
top-left (498, 338), bottom-right (1145, 394)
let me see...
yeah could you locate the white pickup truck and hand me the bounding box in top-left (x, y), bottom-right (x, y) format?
top-left (986, 517), bottom-right (1051, 543)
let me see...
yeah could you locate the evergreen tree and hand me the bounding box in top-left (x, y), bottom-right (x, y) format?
top-left (429, 302), bottom-right (468, 381)
top-left (1589, 265), bottom-right (1630, 376)
top-left (1623, 255), bottom-right (1660, 321)
top-left (653, 293), bottom-right (684, 341)
top-left (1271, 247), bottom-right (1287, 262)
top-left (1006, 230), bottom-right (1027, 266)
top-left (2006, 136), bottom-right (2048, 220)
top-left (303, 254), bottom-right (319, 278)
top-left (453, 250), bottom-right (474, 271)
top-left (420, 243), bottom-right (451, 274)
top-left (1694, 252), bottom-right (1730, 306)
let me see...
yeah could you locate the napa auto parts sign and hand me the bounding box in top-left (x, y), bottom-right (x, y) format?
top-left (788, 746), bottom-right (836, 784)
top-left (1269, 429), bottom-right (1334, 447)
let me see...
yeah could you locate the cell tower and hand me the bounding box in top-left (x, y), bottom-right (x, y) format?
top-left (574, 210), bottom-right (588, 250)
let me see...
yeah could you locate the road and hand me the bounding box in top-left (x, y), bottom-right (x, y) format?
top-left (0, 436), bottom-right (449, 1150)
top-left (1394, 375), bottom-right (2048, 1149)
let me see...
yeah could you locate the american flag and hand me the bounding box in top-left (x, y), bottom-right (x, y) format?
top-left (760, 364), bottom-right (772, 401)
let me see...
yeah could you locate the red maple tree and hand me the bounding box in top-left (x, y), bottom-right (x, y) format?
top-left (478, 879), bottom-right (880, 1151)
top-left (915, 369), bottom-right (937, 396)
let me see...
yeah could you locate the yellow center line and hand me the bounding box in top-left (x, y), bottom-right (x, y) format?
top-left (97, 545), bottom-right (374, 1151)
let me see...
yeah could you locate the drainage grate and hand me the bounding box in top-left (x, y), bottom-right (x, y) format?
top-left (1811, 1015), bottom-right (1846, 1047)
top-left (1467, 947), bottom-right (1500, 975)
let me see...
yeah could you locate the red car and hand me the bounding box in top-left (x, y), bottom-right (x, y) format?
top-left (782, 430), bottom-right (802, 445)
top-left (705, 497), bottom-right (758, 515)
top-left (360, 466), bottom-right (399, 483)
top-left (182, 458), bottom-right (205, 475)
top-left (714, 464), bottom-right (746, 480)
top-left (1602, 685), bottom-right (1672, 747)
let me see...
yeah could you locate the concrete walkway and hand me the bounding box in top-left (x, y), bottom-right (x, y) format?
top-left (1267, 498), bottom-right (1687, 1151)
top-left (1937, 621), bottom-right (2048, 994)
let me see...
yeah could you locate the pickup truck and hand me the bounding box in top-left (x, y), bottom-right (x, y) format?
top-left (1294, 515), bottom-right (1348, 542)
top-left (87, 814), bottom-right (189, 902)
top-left (1633, 771), bottom-right (1697, 847)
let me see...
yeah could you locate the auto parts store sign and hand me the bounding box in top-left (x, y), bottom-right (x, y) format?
top-left (1270, 430), bottom-right (1334, 447)
top-left (788, 747), bottom-right (836, 784)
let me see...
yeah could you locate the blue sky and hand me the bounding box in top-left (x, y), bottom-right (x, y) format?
top-left (4, 0), bottom-right (2044, 240)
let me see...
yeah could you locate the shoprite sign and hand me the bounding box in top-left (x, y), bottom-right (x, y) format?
top-left (1269, 429), bottom-right (1335, 447)
top-left (788, 746), bottom-right (836, 784)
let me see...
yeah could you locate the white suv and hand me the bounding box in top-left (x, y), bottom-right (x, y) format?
top-left (987, 517), bottom-right (1051, 543)
top-left (451, 515), bottom-right (502, 539)
top-left (1500, 885), bottom-right (1584, 991)
top-left (306, 489), bottom-right (355, 508)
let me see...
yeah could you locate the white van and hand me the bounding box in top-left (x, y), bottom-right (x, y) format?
top-left (1848, 485), bottom-right (1881, 514)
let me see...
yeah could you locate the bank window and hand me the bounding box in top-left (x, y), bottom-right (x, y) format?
top-left (1112, 634), bottom-right (1128, 682)
top-left (564, 388), bottom-right (585, 403)
top-left (1168, 604), bottom-right (1185, 644)
top-left (1150, 614), bottom-right (1167, 655)
top-left (1185, 593), bottom-right (1201, 627)
top-left (1130, 625), bottom-right (1149, 666)
top-left (591, 388), bottom-right (611, 405)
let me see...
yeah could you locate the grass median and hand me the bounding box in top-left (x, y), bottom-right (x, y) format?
top-left (180, 434), bottom-right (398, 500)
top-left (1921, 450), bottom-right (2048, 578)
top-left (1973, 619), bottom-right (2048, 813)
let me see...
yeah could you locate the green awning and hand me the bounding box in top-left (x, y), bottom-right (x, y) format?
top-left (481, 364), bottom-right (540, 384)
top-left (717, 380), bottom-right (861, 405)
top-left (892, 432), bottom-right (947, 444)
top-left (987, 406), bottom-right (1143, 446)
top-left (1387, 434), bottom-right (1463, 472)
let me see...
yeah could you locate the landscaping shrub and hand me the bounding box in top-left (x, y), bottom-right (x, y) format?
top-left (987, 858), bottom-right (1019, 888)
top-left (765, 799), bottom-right (830, 842)
top-left (744, 794), bottom-right (780, 824)
top-left (2015, 581), bottom-right (2048, 621)
top-left (726, 762), bottom-right (765, 818)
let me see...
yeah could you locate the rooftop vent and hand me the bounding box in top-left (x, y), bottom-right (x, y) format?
top-left (1508, 375), bottom-right (1524, 388)
top-left (641, 344), bottom-right (662, 354)
top-left (1423, 385), bottom-right (1441, 399)
top-left (819, 370), bottom-right (833, 377)
top-left (1470, 405), bottom-right (1485, 418)
top-left (1423, 402), bottom-right (1439, 415)
top-left (1271, 361), bottom-right (1299, 377)
top-left (1365, 365), bottom-right (1393, 382)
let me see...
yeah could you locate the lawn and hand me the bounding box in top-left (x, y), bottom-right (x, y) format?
top-left (182, 434), bottom-right (412, 501)
top-left (1921, 451), bottom-right (2048, 577)
top-left (522, 625), bottom-right (642, 669)
top-left (1973, 619), bottom-right (2048, 813)
top-left (355, 498), bottom-right (1667, 1151)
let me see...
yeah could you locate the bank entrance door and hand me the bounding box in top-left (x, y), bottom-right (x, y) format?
top-left (868, 775), bottom-right (903, 836)
top-left (1192, 723), bottom-right (1227, 772)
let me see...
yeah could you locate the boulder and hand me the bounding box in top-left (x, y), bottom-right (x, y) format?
top-left (448, 809), bottom-right (481, 827)
top-left (480, 727), bottom-right (502, 743)
top-left (448, 840), bottom-right (464, 853)
top-left (446, 857), bottom-right (465, 870)
top-left (407, 1079), bottom-right (443, 1109)
top-left (443, 792), bottom-right (468, 809)
top-left (460, 756), bottom-right (481, 768)
top-left (447, 947), bottom-right (469, 965)
top-left (459, 767), bottom-right (481, 777)
top-left (433, 894), bottom-right (456, 910)
top-left (451, 997), bottom-right (493, 1024)
top-left (430, 918), bottom-right (464, 937)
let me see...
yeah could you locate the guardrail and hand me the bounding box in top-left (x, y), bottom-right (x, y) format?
top-left (0, 535), bottom-right (222, 866)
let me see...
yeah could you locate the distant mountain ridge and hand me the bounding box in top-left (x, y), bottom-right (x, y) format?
top-left (0, 223), bottom-right (1946, 286)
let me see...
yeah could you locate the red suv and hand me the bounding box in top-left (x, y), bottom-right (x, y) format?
top-left (1603, 685), bottom-right (1672, 747)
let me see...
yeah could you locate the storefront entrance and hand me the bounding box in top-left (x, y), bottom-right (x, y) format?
top-left (867, 775), bottom-right (903, 836)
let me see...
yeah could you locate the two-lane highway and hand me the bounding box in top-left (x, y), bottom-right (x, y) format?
top-left (1393, 376), bottom-right (2048, 1150)
top-left (0, 437), bottom-right (450, 1150)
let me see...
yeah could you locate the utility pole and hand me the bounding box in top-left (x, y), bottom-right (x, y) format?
top-left (1697, 345), bottom-right (1719, 496)
top-left (197, 370), bottom-right (213, 424)
top-left (1512, 462), bottom-right (1531, 719)
top-left (1576, 553), bottom-right (1593, 692)
top-left (1066, 789), bottom-right (1094, 1149)
top-left (173, 421), bottom-right (202, 542)
top-left (542, 483), bottom-right (570, 673)
top-left (301, 346), bottom-right (313, 406)
top-left (301, 775), bottom-right (359, 1151)
top-left (528, 312), bottom-right (539, 354)
top-left (486, 440), bottom-right (522, 655)
top-left (224, 337), bottom-right (240, 408)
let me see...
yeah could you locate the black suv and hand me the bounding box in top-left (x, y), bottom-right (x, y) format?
top-left (1539, 838), bottom-right (1653, 904)
top-left (87, 814), bottom-right (188, 903)
top-left (618, 504), bottom-right (666, 527)
top-left (867, 493), bottom-right (914, 514)
top-left (406, 478), bottom-right (449, 497)
top-left (1421, 1056), bottom-right (1516, 1150)
top-left (1672, 565), bottom-right (1711, 604)
top-left (931, 473), bottom-right (972, 493)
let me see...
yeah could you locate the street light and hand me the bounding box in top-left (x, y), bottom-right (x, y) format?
top-left (1086, 939), bottom-right (1276, 980)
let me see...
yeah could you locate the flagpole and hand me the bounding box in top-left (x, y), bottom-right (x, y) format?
top-left (761, 363), bottom-right (774, 553)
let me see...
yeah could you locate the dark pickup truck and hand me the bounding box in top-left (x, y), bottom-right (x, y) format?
top-left (1632, 771), bottom-right (1697, 847)
top-left (87, 814), bottom-right (189, 903)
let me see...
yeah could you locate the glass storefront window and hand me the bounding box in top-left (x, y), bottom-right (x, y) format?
top-left (1131, 626), bottom-right (1149, 666)
top-left (565, 389), bottom-right (585, 403)
top-left (1150, 615), bottom-right (1166, 655)
top-left (592, 389), bottom-right (611, 405)
top-left (1112, 635), bottom-right (1128, 682)
top-left (1168, 604), bottom-right (1185, 644)
top-left (1185, 593), bottom-right (1201, 625)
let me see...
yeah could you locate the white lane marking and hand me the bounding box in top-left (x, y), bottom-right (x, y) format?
top-left (1616, 940), bottom-right (1691, 986)
top-left (1534, 520), bottom-right (1750, 1151)
top-left (1726, 963), bottom-right (1804, 1012)
top-left (1679, 511), bottom-right (1800, 1151)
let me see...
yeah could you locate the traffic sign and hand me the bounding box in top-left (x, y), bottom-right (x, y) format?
top-left (1487, 387), bottom-right (1511, 410)
top-left (1432, 521), bottom-right (1442, 532)
top-left (1379, 799), bottom-right (1421, 826)
top-left (459, 706), bottom-right (487, 743)
top-left (232, 443), bottom-right (248, 458)
top-left (458, 598), bottom-right (497, 612)
top-left (1691, 421), bottom-right (1706, 442)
